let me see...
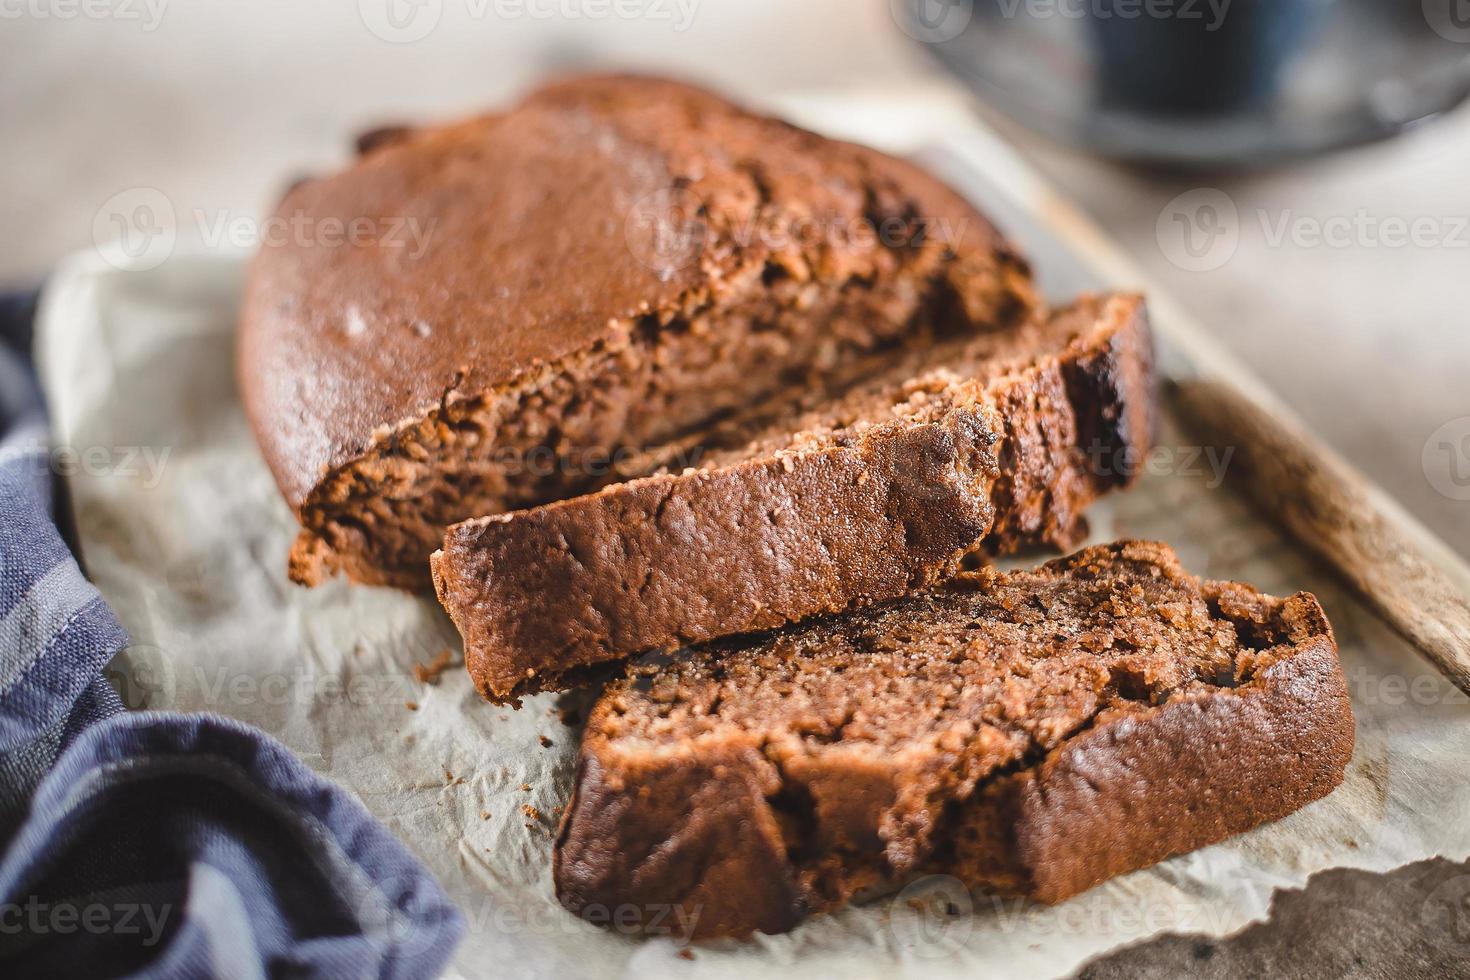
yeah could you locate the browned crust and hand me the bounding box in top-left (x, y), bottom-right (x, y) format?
top-left (553, 748), bottom-right (808, 939)
top-left (433, 411), bottom-right (1001, 704)
top-left (552, 550), bottom-right (1355, 940)
top-left (988, 279), bottom-right (1157, 553)
top-left (433, 294), bottom-right (1155, 705)
top-left (238, 73), bottom-right (1035, 590)
top-left (948, 624), bottom-right (1355, 903)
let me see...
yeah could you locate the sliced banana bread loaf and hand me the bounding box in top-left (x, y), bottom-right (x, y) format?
top-left (553, 541), bottom-right (1355, 939)
top-left (433, 294), bottom-right (1154, 705)
top-left (239, 74), bottom-right (1036, 590)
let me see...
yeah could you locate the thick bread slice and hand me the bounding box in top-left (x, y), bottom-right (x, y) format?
top-left (238, 74), bottom-right (1036, 590)
top-left (552, 541), bottom-right (1355, 939)
top-left (433, 294), bottom-right (1155, 705)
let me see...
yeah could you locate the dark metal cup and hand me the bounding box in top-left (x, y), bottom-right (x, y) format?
top-left (1090, 0), bottom-right (1331, 116)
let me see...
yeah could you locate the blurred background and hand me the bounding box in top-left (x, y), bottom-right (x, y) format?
top-left (2, 0), bottom-right (1467, 563)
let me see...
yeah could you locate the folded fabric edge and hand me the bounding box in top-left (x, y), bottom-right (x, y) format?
top-left (0, 710), bottom-right (464, 980)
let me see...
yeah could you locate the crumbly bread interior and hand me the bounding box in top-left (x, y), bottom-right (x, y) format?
top-left (290, 237), bottom-right (1033, 589)
top-left (433, 294), bottom-right (1150, 705)
top-left (656, 296), bottom-right (1116, 474)
top-left (567, 541), bottom-right (1338, 925)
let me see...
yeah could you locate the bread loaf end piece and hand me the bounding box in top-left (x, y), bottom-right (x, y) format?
top-left (552, 541), bottom-right (1354, 939)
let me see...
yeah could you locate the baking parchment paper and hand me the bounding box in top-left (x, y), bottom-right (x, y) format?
top-left (37, 167), bottom-right (1470, 980)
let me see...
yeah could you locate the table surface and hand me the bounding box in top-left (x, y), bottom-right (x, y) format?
top-left (4, 1), bottom-right (1468, 973)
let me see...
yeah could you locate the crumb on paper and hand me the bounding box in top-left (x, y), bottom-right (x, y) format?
top-left (479, 810), bottom-right (489, 821)
top-left (522, 804), bottom-right (542, 821)
top-left (520, 783), bottom-right (531, 792)
top-left (677, 948), bottom-right (694, 961)
top-left (538, 735), bottom-right (553, 748)
top-left (413, 648), bottom-right (459, 685)
top-left (404, 701), bottom-right (418, 711)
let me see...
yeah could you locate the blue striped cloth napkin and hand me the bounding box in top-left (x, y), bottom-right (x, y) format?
top-left (0, 291), bottom-right (464, 978)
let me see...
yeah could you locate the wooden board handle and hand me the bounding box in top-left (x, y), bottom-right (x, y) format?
top-left (1170, 378), bottom-right (1470, 695)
